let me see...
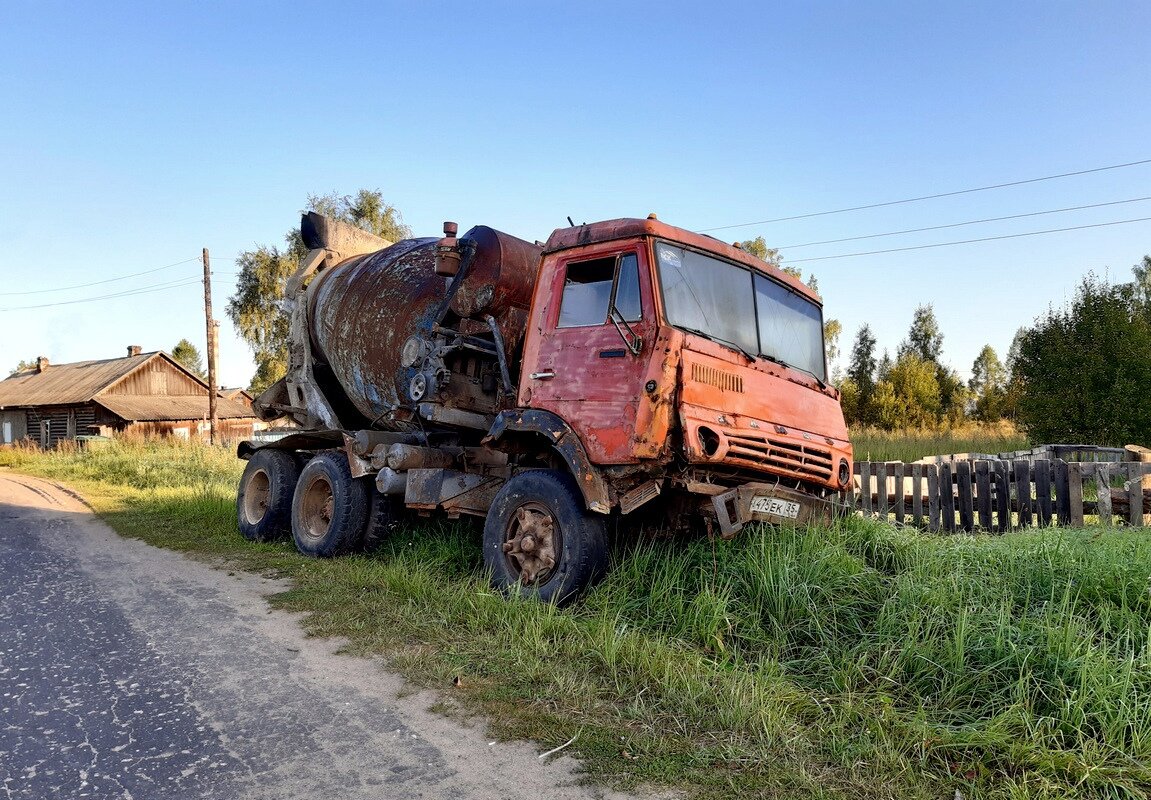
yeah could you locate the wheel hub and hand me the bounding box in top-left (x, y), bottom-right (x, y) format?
top-left (300, 476), bottom-right (335, 539)
top-left (242, 469), bottom-right (271, 525)
top-left (501, 503), bottom-right (557, 585)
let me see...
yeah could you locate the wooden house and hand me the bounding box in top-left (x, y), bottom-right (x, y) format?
top-left (0, 346), bottom-right (261, 447)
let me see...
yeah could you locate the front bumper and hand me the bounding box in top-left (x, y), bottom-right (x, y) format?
top-left (709, 482), bottom-right (850, 537)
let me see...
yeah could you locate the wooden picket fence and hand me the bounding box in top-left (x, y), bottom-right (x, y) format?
top-left (852, 458), bottom-right (1151, 532)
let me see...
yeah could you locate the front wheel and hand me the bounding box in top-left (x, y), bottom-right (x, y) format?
top-left (483, 470), bottom-right (608, 605)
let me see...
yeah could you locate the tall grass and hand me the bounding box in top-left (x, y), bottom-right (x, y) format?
top-left (4, 439), bottom-right (1149, 799)
top-left (851, 421), bottom-right (1030, 463)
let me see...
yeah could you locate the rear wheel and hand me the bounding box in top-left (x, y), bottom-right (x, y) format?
top-left (483, 469), bottom-right (608, 605)
top-left (291, 452), bottom-right (369, 558)
top-left (237, 449), bottom-right (300, 542)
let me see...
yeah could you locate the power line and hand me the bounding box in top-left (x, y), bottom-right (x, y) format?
top-left (786, 216), bottom-right (1151, 264)
top-left (778, 196), bottom-right (1151, 249)
top-left (0, 257), bottom-right (200, 296)
top-left (0, 276), bottom-right (203, 312)
top-left (699, 157), bottom-right (1151, 233)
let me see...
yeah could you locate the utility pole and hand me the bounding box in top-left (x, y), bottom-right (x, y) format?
top-left (203, 248), bottom-right (219, 445)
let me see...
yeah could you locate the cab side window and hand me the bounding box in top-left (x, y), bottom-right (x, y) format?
top-left (557, 253), bottom-right (642, 328)
top-left (613, 253), bottom-right (641, 322)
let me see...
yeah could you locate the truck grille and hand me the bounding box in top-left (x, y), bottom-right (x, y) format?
top-left (724, 432), bottom-right (834, 482)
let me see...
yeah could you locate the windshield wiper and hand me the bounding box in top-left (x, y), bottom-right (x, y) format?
top-left (760, 353), bottom-right (827, 390)
top-left (679, 327), bottom-right (755, 362)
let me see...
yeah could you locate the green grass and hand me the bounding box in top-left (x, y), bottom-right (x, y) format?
top-left (3, 439), bottom-right (1150, 799)
top-left (851, 422), bottom-right (1030, 463)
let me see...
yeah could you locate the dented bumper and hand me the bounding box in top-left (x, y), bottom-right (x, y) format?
top-left (709, 482), bottom-right (848, 537)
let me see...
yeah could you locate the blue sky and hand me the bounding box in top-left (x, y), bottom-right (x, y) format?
top-left (1, 1), bottom-right (1148, 388)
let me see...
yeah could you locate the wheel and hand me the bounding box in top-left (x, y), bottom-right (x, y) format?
top-left (291, 452), bottom-right (370, 558)
top-left (237, 449), bottom-right (301, 542)
top-left (360, 489), bottom-right (406, 554)
top-left (483, 469), bottom-right (608, 605)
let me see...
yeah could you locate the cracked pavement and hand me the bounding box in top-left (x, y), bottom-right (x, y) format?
top-left (0, 472), bottom-right (663, 800)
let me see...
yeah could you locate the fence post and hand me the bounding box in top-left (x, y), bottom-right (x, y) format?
top-left (860, 462), bottom-right (873, 515)
top-left (993, 460), bottom-right (1010, 532)
top-left (928, 464), bottom-right (940, 532)
top-left (912, 463), bottom-right (924, 527)
top-left (940, 462), bottom-right (955, 533)
top-left (957, 460), bottom-right (974, 532)
top-left (876, 462), bottom-right (889, 522)
top-left (1036, 460), bottom-right (1052, 526)
top-left (1128, 462), bottom-right (1146, 527)
top-left (892, 462), bottom-right (905, 525)
top-left (1068, 462), bottom-right (1084, 527)
top-left (1054, 460), bottom-right (1070, 526)
top-left (1126, 445), bottom-right (1151, 526)
top-left (1096, 463), bottom-right (1112, 526)
top-left (974, 460), bottom-right (992, 531)
top-left (1013, 460), bottom-right (1031, 528)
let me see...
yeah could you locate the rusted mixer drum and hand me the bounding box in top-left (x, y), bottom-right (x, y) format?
top-left (306, 226), bottom-right (542, 428)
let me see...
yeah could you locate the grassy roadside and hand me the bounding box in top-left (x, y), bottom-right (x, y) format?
top-left (3, 440), bottom-right (1150, 799)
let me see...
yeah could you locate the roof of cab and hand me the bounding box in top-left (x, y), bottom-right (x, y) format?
top-left (543, 216), bottom-right (818, 303)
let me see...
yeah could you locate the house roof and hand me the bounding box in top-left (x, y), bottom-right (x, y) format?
top-left (96, 394), bottom-right (256, 422)
top-left (0, 351), bottom-right (256, 422)
top-left (0, 352), bottom-right (158, 406)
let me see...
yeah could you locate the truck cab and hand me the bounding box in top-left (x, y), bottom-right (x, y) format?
top-left (518, 216), bottom-right (852, 531)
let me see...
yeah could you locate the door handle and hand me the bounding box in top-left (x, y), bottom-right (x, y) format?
top-left (530, 371), bottom-right (555, 380)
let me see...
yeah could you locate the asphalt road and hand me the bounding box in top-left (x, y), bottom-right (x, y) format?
top-left (0, 472), bottom-right (660, 800)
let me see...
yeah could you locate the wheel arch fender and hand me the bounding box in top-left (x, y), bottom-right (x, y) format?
top-left (483, 410), bottom-right (612, 515)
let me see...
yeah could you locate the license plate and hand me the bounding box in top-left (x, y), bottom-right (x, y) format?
top-left (750, 496), bottom-right (801, 519)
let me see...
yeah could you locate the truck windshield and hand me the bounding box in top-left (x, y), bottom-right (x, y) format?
top-left (655, 242), bottom-right (827, 382)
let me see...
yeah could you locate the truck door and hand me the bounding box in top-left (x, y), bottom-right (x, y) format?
top-left (521, 246), bottom-right (653, 464)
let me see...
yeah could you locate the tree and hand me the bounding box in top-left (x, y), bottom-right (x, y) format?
top-left (876, 349), bottom-right (893, 382)
top-left (739, 236), bottom-right (782, 268)
top-left (1133, 254), bottom-right (1151, 305)
top-left (838, 377), bottom-right (862, 425)
top-left (877, 353), bottom-right (942, 429)
top-left (9, 358), bottom-right (36, 376)
top-left (847, 325), bottom-right (877, 392)
top-left (968, 344), bottom-right (1007, 421)
top-left (823, 318), bottom-right (843, 376)
top-left (1014, 268), bottom-right (1151, 445)
top-left (171, 338), bottom-right (206, 379)
top-left (1001, 327), bottom-right (1027, 422)
top-left (898, 303), bottom-right (944, 363)
top-left (845, 325), bottom-right (878, 425)
top-left (228, 189), bottom-right (411, 394)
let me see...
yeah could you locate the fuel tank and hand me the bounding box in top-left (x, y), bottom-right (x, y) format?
top-left (306, 225), bottom-right (542, 428)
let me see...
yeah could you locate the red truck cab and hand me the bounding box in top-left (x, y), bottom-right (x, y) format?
top-left (519, 215), bottom-right (853, 526)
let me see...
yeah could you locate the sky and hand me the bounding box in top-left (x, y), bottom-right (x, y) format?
top-left (1, 1), bottom-right (1148, 389)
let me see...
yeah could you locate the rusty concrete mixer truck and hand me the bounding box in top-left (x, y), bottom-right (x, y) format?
top-left (236, 211), bottom-right (853, 603)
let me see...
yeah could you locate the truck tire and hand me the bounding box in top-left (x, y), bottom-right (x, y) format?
top-left (237, 449), bottom-right (301, 542)
top-left (291, 452), bottom-right (370, 558)
top-left (483, 469), bottom-right (608, 605)
top-left (360, 489), bottom-right (405, 554)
